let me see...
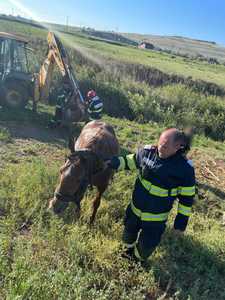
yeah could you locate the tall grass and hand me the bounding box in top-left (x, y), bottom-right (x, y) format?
top-left (75, 66), bottom-right (225, 141)
top-left (0, 16), bottom-right (225, 300)
top-left (0, 117), bottom-right (225, 299)
top-left (1, 18), bottom-right (225, 140)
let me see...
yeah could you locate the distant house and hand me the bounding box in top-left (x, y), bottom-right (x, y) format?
top-left (138, 41), bottom-right (154, 50)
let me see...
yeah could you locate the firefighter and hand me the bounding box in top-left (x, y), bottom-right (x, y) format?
top-left (106, 128), bottom-right (196, 263)
top-left (49, 81), bottom-right (72, 128)
top-left (85, 90), bottom-right (103, 121)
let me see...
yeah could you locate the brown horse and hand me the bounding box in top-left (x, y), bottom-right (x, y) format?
top-left (49, 120), bottom-right (119, 223)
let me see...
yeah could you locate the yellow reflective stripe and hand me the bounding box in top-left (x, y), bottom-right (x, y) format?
top-left (142, 211), bottom-right (169, 221)
top-left (139, 176), bottom-right (170, 197)
top-left (171, 188), bottom-right (178, 196)
top-left (178, 203), bottom-right (192, 216)
top-left (150, 184), bottom-right (168, 197)
top-left (130, 200), bottom-right (141, 217)
top-left (92, 108), bottom-right (103, 113)
top-left (179, 186), bottom-right (195, 196)
top-left (126, 154), bottom-right (137, 170)
top-left (138, 176), bottom-right (195, 198)
top-left (88, 109), bottom-right (102, 114)
top-left (130, 201), bottom-right (169, 221)
top-left (139, 176), bottom-right (152, 190)
top-left (118, 157), bottom-right (126, 171)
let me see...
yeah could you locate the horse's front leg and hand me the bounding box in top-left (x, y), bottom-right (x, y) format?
top-left (89, 170), bottom-right (112, 224)
top-left (89, 190), bottom-right (103, 225)
top-left (73, 201), bottom-right (81, 219)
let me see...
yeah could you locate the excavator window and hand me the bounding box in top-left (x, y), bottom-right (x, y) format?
top-left (11, 40), bottom-right (28, 73)
top-left (0, 38), bottom-right (11, 75)
top-left (0, 38), bottom-right (29, 75)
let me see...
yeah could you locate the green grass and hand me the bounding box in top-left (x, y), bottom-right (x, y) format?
top-left (77, 68), bottom-right (225, 141)
top-left (1, 18), bottom-right (225, 88)
top-left (59, 32), bottom-right (225, 88)
top-left (0, 104), bottom-right (225, 299)
top-left (2, 16), bottom-right (225, 141)
top-left (0, 19), bottom-right (47, 39)
top-left (0, 19), bottom-right (225, 298)
top-left (0, 127), bottom-right (11, 143)
top-left (123, 32), bottom-right (225, 62)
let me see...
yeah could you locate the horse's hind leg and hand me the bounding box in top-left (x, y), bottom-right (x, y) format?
top-left (89, 189), bottom-right (104, 225)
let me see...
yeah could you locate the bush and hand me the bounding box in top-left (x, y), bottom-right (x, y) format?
top-left (76, 66), bottom-right (225, 141)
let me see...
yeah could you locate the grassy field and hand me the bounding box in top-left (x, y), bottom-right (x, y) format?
top-left (123, 33), bottom-right (225, 62)
top-left (0, 105), bottom-right (225, 300)
top-left (0, 19), bottom-right (47, 39)
top-left (0, 19), bottom-right (225, 299)
top-left (58, 33), bottom-right (225, 88)
top-left (2, 18), bottom-right (225, 141)
top-left (1, 19), bottom-right (225, 89)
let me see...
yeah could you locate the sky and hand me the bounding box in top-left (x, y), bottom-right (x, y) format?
top-left (0, 0), bottom-right (225, 45)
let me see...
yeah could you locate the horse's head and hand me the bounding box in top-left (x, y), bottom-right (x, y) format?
top-left (49, 148), bottom-right (104, 214)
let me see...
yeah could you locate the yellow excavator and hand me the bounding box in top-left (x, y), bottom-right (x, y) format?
top-left (0, 31), bottom-right (85, 123)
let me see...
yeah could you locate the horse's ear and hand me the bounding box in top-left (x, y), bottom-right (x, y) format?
top-left (68, 136), bottom-right (75, 153)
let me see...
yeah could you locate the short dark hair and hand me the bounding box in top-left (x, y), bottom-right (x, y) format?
top-left (173, 128), bottom-right (194, 154)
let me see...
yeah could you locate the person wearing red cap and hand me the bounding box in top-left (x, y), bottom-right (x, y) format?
top-left (85, 90), bottom-right (103, 121)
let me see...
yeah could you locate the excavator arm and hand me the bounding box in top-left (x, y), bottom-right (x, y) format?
top-left (34, 32), bottom-right (85, 118)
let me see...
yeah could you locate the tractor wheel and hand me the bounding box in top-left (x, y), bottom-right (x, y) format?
top-left (2, 81), bottom-right (29, 109)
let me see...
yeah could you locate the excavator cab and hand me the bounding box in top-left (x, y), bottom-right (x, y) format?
top-left (0, 31), bottom-right (85, 123)
top-left (0, 32), bottom-right (34, 109)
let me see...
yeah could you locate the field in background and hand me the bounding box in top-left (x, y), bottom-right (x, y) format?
top-left (1, 18), bottom-right (225, 88)
top-left (0, 18), bottom-right (225, 300)
top-left (123, 32), bottom-right (225, 62)
top-left (60, 32), bottom-right (225, 89)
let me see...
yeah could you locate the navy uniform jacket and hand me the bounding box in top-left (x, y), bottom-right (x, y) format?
top-left (56, 88), bottom-right (71, 109)
top-left (87, 96), bottom-right (103, 120)
top-left (110, 145), bottom-right (196, 231)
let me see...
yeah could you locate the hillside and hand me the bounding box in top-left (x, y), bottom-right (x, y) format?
top-left (0, 18), bottom-right (225, 300)
top-left (1, 16), bottom-right (225, 90)
top-left (59, 32), bottom-right (225, 89)
top-left (122, 33), bottom-right (225, 63)
top-left (2, 14), bottom-right (225, 61)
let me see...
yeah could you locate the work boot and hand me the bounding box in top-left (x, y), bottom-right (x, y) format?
top-left (121, 247), bottom-right (150, 269)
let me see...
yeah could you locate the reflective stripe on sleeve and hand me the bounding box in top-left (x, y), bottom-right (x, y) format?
top-left (118, 157), bottom-right (126, 171)
top-left (126, 154), bottom-right (137, 170)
